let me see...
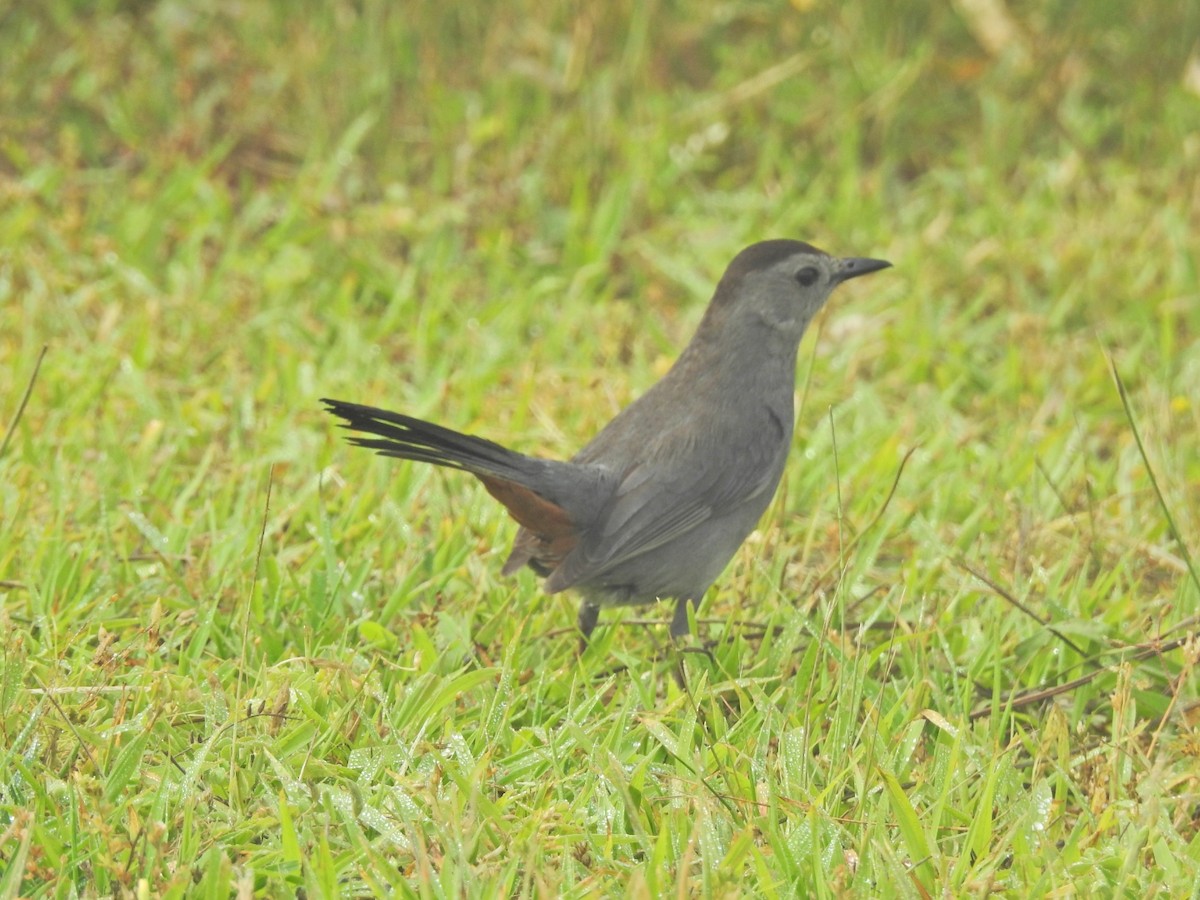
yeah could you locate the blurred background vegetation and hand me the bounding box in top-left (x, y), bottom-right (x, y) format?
top-left (1, 0), bottom-right (1198, 895)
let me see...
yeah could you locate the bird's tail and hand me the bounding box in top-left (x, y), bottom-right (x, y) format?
top-left (321, 398), bottom-right (538, 485)
top-left (322, 398), bottom-right (616, 577)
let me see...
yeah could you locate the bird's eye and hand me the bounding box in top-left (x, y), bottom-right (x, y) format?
top-left (795, 266), bottom-right (819, 287)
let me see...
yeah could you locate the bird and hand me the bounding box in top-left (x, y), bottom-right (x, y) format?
top-left (323, 239), bottom-right (890, 646)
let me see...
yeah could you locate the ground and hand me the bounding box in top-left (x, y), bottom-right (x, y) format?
top-left (1, 1), bottom-right (1199, 895)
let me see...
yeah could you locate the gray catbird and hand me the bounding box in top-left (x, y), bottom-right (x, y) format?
top-left (323, 239), bottom-right (890, 643)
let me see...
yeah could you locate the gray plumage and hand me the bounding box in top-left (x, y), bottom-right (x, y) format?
top-left (323, 239), bottom-right (890, 641)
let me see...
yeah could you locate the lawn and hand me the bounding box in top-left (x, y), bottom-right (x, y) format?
top-left (2, 1), bottom-right (1199, 895)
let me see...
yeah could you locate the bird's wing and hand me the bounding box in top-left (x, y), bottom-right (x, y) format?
top-left (544, 405), bottom-right (788, 592)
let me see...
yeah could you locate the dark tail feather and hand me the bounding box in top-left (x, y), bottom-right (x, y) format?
top-left (320, 398), bottom-right (536, 484)
top-left (323, 398), bottom-right (593, 563)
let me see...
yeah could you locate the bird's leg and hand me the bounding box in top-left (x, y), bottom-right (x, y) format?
top-left (577, 601), bottom-right (600, 654)
top-left (669, 598), bottom-right (714, 689)
top-left (671, 598), bottom-right (715, 660)
top-left (669, 598), bottom-right (693, 639)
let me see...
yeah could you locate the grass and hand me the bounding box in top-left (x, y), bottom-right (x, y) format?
top-left (2, 0), bottom-right (1199, 895)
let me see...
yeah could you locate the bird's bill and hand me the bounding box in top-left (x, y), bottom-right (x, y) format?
top-left (834, 257), bottom-right (892, 283)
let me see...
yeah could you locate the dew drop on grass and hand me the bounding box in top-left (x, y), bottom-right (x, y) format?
top-left (125, 510), bottom-right (171, 553)
top-left (787, 816), bottom-right (815, 862)
top-left (357, 798), bottom-right (412, 850)
top-left (101, 706), bottom-right (153, 738)
top-left (698, 810), bottom-right (727, 860)
top-left (389, 784), bottom-right (424, 820)
top-left (349, 746), bottom-right (406, 783)
top-left (1028, 779), bottom-right (1053, 835)
top-left (781, 727), bottom-right (807, 778)
top-left (324, 786), bottom-right (412, 850)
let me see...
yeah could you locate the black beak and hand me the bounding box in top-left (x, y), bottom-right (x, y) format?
top-left (834, 257), bottom-right (892, 284)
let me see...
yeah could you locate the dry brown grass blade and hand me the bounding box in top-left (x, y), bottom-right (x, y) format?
top-left (1, 344), bottom-right (48, 461)
top-left (814, 445), bottom-right (918, 592)
top-left (969, 631), bottom-right (1197, 720)
top-left (955, 559), bottom-right (1086, 656)
top-left (1107, 350), bottom-right (1200, 598)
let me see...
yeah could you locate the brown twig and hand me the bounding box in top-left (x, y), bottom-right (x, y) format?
top-left (969, 632), bottom-right (1197, 720)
